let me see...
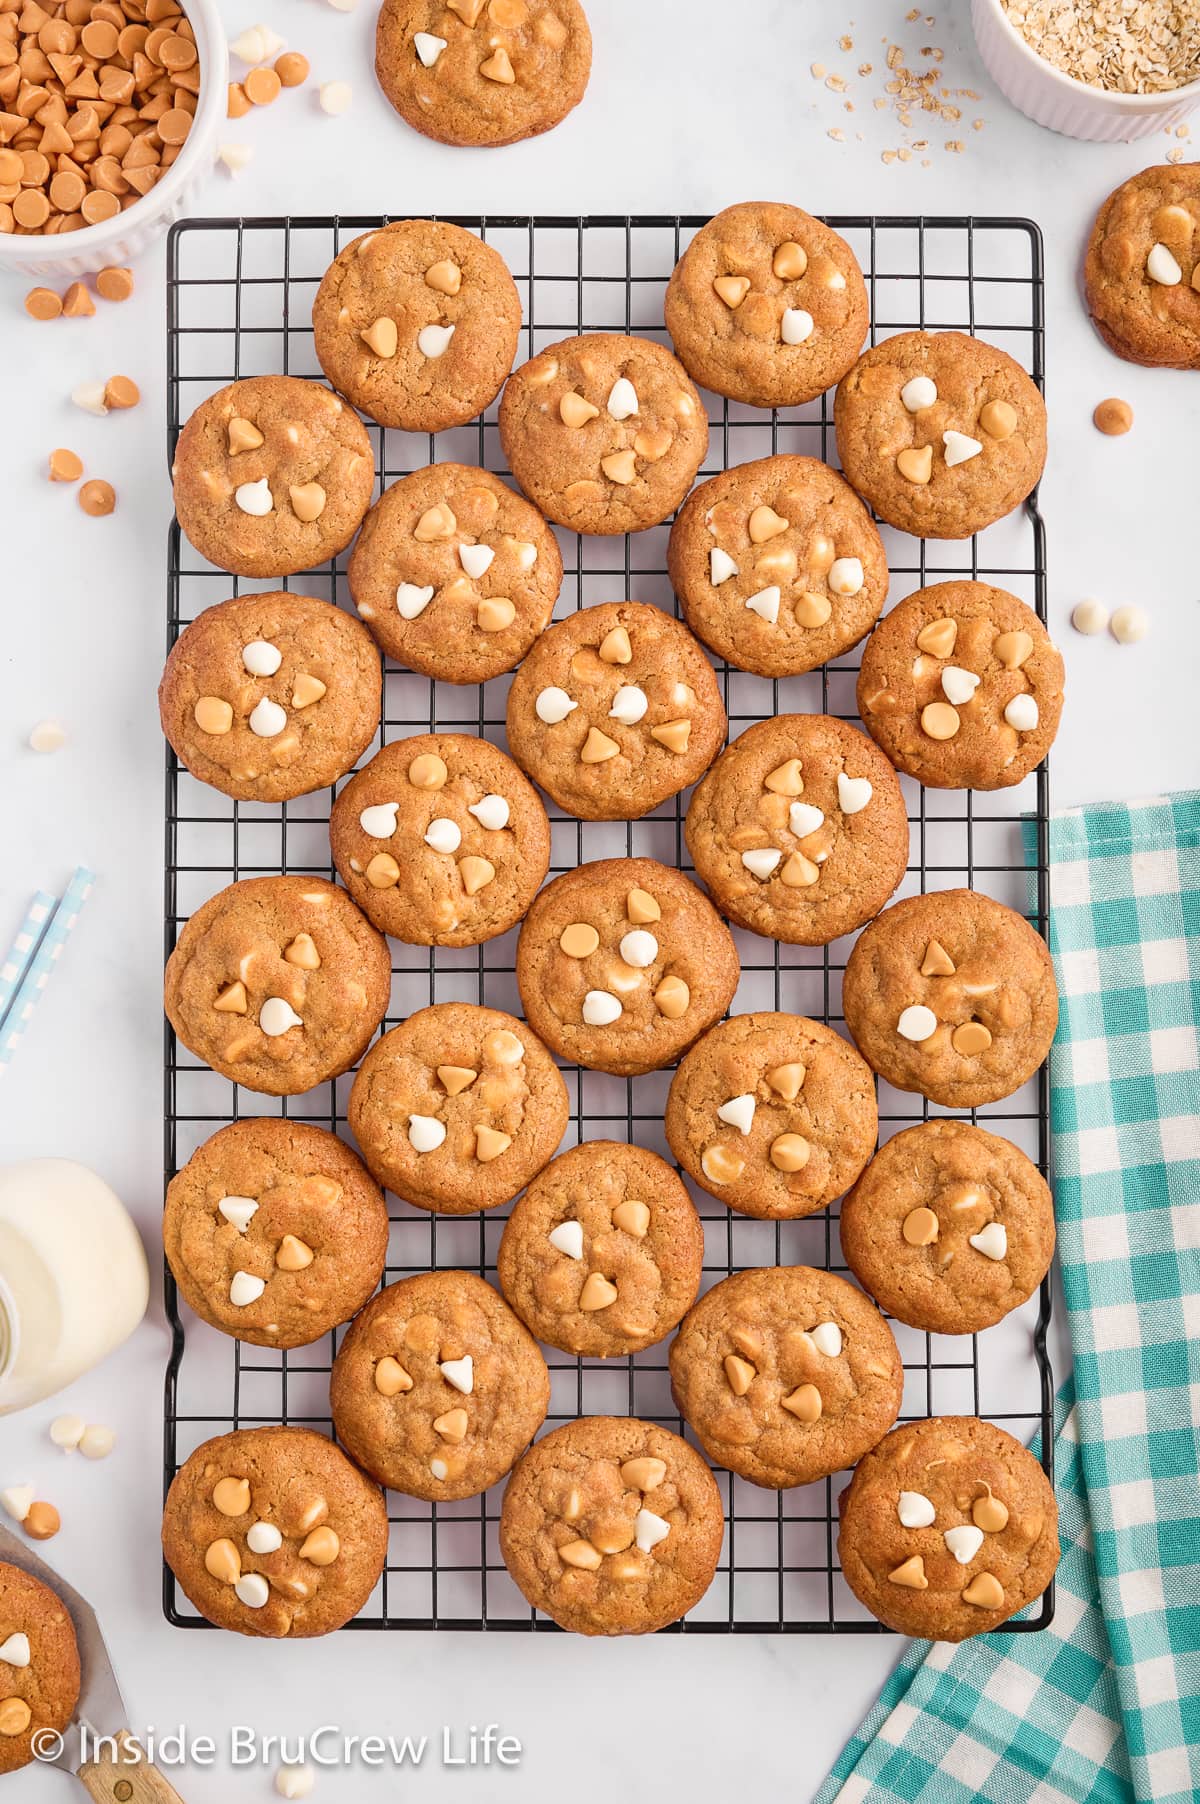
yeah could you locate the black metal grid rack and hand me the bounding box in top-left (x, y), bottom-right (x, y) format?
top-left (163, 214), bottom-right (1054, 1633)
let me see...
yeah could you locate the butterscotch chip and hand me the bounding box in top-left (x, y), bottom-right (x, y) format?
top-left (348, 1002), bottom-right (568, 1215)
top-left (244, 64), bottom-right (281, 105)
top-left (837, 1415), bottom-right (1059, 1640)
top-left (274, 50), bottom-right (309, 86)
top-left (172, 374), bottom-right (374, 578)
top-left (506, 602), bottom-right (725, 820)
top-left (1084, 164), bottom-right (1200, 369)
top-left (158, 591), bottom-right (381, 804)
top-left (842, 889), bottom-right (1058, 1109)
top-left (856, 581), bottom-right (1064, 791)
top-left (227, 79), bottom-right (250, 116)
top-left (834, 330), bottom-right (1047, 539)
top-left (81, 190), bottom-right (120, 225)
top-left (95, 265), bottom-right (134, 301)
top-left (157, 106), bottom-right (192, 144)
top-left (670, 1266), bottom-right (902, 1489)
top-left (13, 189), bottom-right (50, 228)
top-left (331, 1270), bottom-right (549, 1501)
top-left (665, 201), bottom-right (868, 408)
top-left (162, 1426), bottom-right (388, 1638)
top-left (498, 333), bottom-right (708, 536)
top-left (516, 857), bottom-right (739, 1077)
top-left (1092, 396), bottom-right (1133, 435)
top-left (104, 375), bottom-right (140, 410)
top-left (24, 287), bottom-right (62, 320)
top-left (0, 1562), bottom-right (80, 1774)
top-left (164, 1119), bottom-right (388, 1349)
top-left (375, 0), bottom-right (591, 149)
top-left (842, 1120), bottom-right (1055, 1336)
top-left (164, 874), bottom-right (391, 1097)
top-left (48, 447), bottom-right (83, 482)
top-left (666, 1012), bottom-right (877, 1221)
top-left (78, 478), bottom-right (115, 515)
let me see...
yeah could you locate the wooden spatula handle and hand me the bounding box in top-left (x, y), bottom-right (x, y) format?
top-left (76, 1730), bottom-right (187, 1803)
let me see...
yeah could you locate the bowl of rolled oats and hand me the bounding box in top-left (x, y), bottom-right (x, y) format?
top-left (972, 0), bottom-right (1200, 141)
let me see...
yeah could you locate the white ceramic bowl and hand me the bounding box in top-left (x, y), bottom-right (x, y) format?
top-left (0, 0), bottom-right (227, 279)
top-left (972, 0), bottom-right (1200, 142)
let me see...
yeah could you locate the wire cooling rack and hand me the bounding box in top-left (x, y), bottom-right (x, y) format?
top-left (163, 214), bottom-right (1053, 1633)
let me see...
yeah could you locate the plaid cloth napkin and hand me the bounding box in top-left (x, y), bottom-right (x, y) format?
top-left (817, 793), bottom-right (1200, 1804)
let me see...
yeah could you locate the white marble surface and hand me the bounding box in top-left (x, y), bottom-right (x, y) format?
top-left (2, 1), bottom-right (1198, 1798)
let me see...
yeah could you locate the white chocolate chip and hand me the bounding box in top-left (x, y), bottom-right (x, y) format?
top-left (741, 848), bottom-right (781, 880)
top-left (396, 582), bottom-right (435, 619)
top-left (468, 794), bottom-right (509, 830)
top-left (837, 773), bottom-right (872, 814)
top-left (259, 997), bottom-right (302, 1036)
top-left (606, 377), bottom-right (638, 420)
top-left (49, 1414), bottom-right (86, 1453)
top-left (359, 801), bottom-right (399, 838)
top-left (944, 1524), bottom-right (985, 1564)
top-left (0, 1633), bottom-right (30, 1668)
top-left (230, 1271), bottom-right (266, 1307)
top-left (218, 1195), bottom-right (259, 1233)
top-left (582, 989), bottom-right (622, 1026)
top-left (459, 543), bottom-right (494, 579)
top-left (318, 80), bottom-right (352, 115)
top-left (230, 25), bottom-right (268, 60)
top-left (897, 1490), bottom-right (936, 1529)
top-left (717, 1092), bottom-right (756, 1135)
top-left (71, 380), bottom-right (109, 416)
top-left (781, 307), bottom-right (815, 344)
top-left (218, 143), bottom-right (254, 176)
top-left (897, 1004), bottom-right (938, 1042)
top-left (808, 1321), bottom-right (842, 1357)
top-left (424, 817), bottom-right (462, 854)
top-left (1071, 598), bottom-right (1109, 636)
top-left (242, 639), bottom-right (282, 677)
top-left (78, 1424), bottom-right (116, 1460)
top-left (513, 540), bottom-right (538, 570)
top-left (548, 1220), bottom-right (584, 1260)
top-left (439, 1355), bottom-right (473, 1395)
top-left (745, 585), bottom-right (780, 624)
top-left (789, 801), bottom-right (824, 837)
top-left (609, 685), bottom-right (648, 725)
top-left (901, 375), bottom-right (937, 411)
top-left (247, 1521), bottom-right (283, 1554)
top-left (249, 697), bottom-right (287, 738)
top-left (828, 557), bottom-right (864, 597)
top-left (1003, 694), bottom-right (1039, 731)
top-left (408, 1114), bottom-right (446, 1153)
top-left (941, 666), bottom-right (981, 706)
top-left (430, 1458), bottom-right (449, 1481)
top-left (417, 323), bottom-right (455, 358)
top-left (535, 686), bottom-right (577, 724)
top-left (414, 29), bottom-right (446, 64)
top-left (634, 1508), bottom-right (670, 1552)
top-left (943, 430), bottom-right (982, 467)
top-left (1110, 605), bottom-right (1149, 645)
top-left (618, 929), bottom-right (658, 967)
top-left (29, 719), bottom-right (66, 753)
top-left (275, 1766), bottom-right (317, 1801)
top-left (1147, 242), bottom-right (1182, 285)
top-left (969, 1222), bottom-right (1007, 1261)
top-left (235, 478), bottom-right (273, 516)
top-left (710, 547), bottom-right (738, 584)
top-left (0, 1486), bottom-right (33, 1524)
top-left (235, 1573), bottom-right (270, 1609)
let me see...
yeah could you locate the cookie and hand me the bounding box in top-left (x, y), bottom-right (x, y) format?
top-left (312, 222), bottom-right (522, 431)
top-left (347, 463), bottom-right (562, 683)
top-left (330, 1270), bottom-right (549, 1501)
top-left (161, 1426), bottom-right (388, 1638)
top-left (496, 1141), bottom-right (705, 1356)
top-left (505, 602), bottom-right (726, 820)
top-left (841, 1121), bottom-right (1055, 1337)
top-left (164, 1120), bottom-right (389, 1350)
top-left (665, 1012), bottom-right (878, 1222)
top-left (1084, 163), bottom-right (1200, 368)
top-left (498, 334), bottom-right (708, 535)
top-left (164, 876), bottom-right (391, 1097)
top-left (0, 1564), bottom-right (80, 1775)
top-left (329, 733), bottom-right (550, 946)
top-left (837, 1415), bottom-right (1060, 1640)
top-left (667, 454), bottom-right (888, 678)
top-left (856, 582), bottom-right (1064, 791)
top-left (515, 858), bottom-right (739, 1076)
top-left (375, 0), bottom-right (591, 150)
top-left (159, 592), bottom-right (381, 804)
top-left (347, 1003), bottom-right (569, 1214)
top-left (664, 201), bottom-right (869, 408)
top-left (841, 890), bottom-right (1059, 1109)
top-left (499, 1417), bottom-right (724, 1635)
top-left (172, 376), bottom-right (375, 578)
top-left (685, 714), bottom-right (908, 945)
top-left (833, 331), bottom-right (1047, 540)
top-left (669, 1266), bottom-right (903, 1489)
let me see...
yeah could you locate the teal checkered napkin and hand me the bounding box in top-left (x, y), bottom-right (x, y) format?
top-left (817, 793), bottom-right (1200, 1804)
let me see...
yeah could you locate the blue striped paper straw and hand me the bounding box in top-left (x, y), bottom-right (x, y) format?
top-left (0, 866), bottom-right (95, 1077)
top-left (0, 890), bottom-right (56, 1025)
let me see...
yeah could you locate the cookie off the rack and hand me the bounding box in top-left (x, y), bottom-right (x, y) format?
top-left (1084, 162), bottom-right (1200, 369)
